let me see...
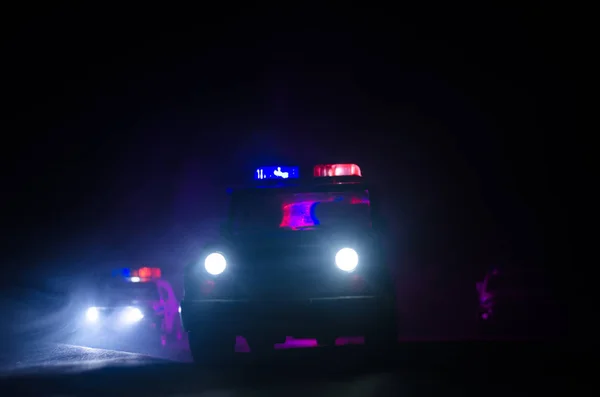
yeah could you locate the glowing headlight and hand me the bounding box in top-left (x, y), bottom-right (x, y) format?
top-left (335, 248), bottom-right (359, 272)
top-left (204, 252), bottom-right (227, 275)
top-left (122, 306), bottom-right (144, 323)
top-left (86, 306), bottom-right (99, 322)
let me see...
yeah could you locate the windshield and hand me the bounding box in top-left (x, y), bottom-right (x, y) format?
top-left (229, 188), bottom-right (371, 233)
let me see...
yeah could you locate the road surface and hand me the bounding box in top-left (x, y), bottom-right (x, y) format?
top-left (0, 336), bottom-right (578, 396)
top-left (0, 342), bottom-right (169, 375)
top-left (0, 334), bottom-right (370, 375)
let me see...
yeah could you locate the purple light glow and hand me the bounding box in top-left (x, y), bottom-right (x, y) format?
top-left (280, 201), bottom-right (319, 229)
top-left (279, 192), bottom-right (370, 230)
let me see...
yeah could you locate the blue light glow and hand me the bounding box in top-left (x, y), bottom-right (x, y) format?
top-left (309, 202), bottom-right (321, 226)
top-left (255, 166), bottom-right (299, 180)
top-left (112, 268), bottom-right (131, 277)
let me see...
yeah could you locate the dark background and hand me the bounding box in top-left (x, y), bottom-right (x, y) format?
top-left (1, 6), bottom-right (566, 325)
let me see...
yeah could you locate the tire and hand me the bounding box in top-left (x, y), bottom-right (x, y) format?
top-left (364, 305), bottom-right (398, 354)
top-left (247, 337), bottom-right (275, 358)
top-left (188, 331), bottom-right (236, 365)
top-left (316, 335), bottom-right (337, 347)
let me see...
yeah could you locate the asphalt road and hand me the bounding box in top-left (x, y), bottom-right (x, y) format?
top-left (0, 284), bottom-right (572, 395)
top-left (0, 336), bottom-right (580, 396)
top-left (0, 334), bottom-right (372, 375)
top-left (0, 342), bottom-right (169, 375)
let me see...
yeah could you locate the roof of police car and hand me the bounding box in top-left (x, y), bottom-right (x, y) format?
top-left (232, 178), bottom-right (370, 195)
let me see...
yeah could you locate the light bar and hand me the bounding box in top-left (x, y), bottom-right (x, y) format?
top-left (138, 267), bottom-right (162, 279)
top-left (313, 164), bottom-right (362, 177)
top-left (114, 267), bottom-right (162, 282)
top-left (255, 166), bottom-right (299, 180)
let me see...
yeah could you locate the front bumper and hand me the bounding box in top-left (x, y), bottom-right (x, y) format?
top-left (81, 308), bottom-right (161, 334)
top-left (180, 295), bottom-right (389, 337)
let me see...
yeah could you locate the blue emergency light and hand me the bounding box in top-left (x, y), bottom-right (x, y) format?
top-left (255, 166), bottom-right (299, 180)
top-left (111, 268), bottom-right (132, 278)
top-left (112, 267), bottom-right (161, 282)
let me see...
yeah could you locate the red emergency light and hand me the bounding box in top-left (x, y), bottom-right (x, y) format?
top-left (313, 164), bottom-right (362, 177)
top-left (138, 267), bottom-right (162, 279)
top-left (123, 267), bottom-right (161, 282)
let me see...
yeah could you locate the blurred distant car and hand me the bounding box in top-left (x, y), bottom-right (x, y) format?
top-left (476, 266), bottom-right (551, 339)
top-left (181, 163), bottom-right (397, 363)
top-left (82, 267), bottom-right (181, 345)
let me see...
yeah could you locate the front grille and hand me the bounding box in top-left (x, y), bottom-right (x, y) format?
top-left (236, 273), bottom-right (337, 299)
top-left (228, 252), bottom-right (374, 299)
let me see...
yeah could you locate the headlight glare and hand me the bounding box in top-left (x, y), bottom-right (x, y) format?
top-left (122, 306), bottom-right (144, 323)
top-left (204, 252), bottom-right (227, 275)
top-left (335, 248), bottom-right (359, 272)
top-left (86, 306), bottom-right (99, 322)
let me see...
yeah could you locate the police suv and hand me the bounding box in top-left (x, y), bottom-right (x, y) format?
top-left (82, 267), bottom-right (180, 346)
top-left (180, 164), bottom-right (397, 362)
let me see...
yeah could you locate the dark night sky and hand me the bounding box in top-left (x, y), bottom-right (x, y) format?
top-left (1, 6), bottom-right (566, 284)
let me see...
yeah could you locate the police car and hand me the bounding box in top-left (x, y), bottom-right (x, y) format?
top-left (180, 164), bottom-right (398, 363)
top-left (83, 267), bottom-right (181, 345)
